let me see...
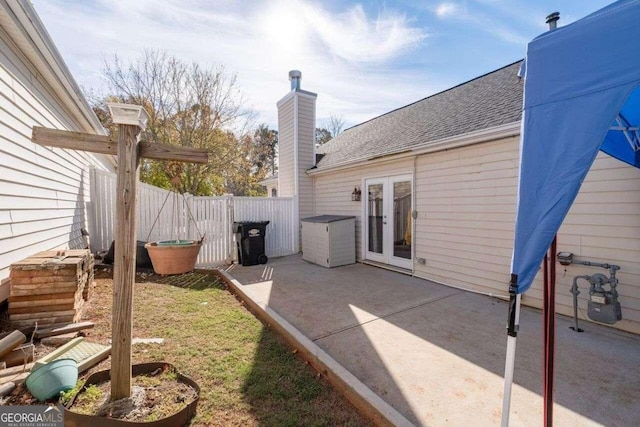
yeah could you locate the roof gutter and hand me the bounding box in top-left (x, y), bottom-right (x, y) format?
top-left (308, 121), bottom-right (521, 176)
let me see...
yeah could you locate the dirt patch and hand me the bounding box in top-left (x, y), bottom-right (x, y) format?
top-left (70, 365), bottom-right (197, 422)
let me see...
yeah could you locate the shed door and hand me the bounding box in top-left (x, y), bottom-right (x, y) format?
top-left (364, 175), bottom-right (412, 270)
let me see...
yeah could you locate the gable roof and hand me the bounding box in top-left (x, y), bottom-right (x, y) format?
top-left (316, 61), bottom-right (523, 170)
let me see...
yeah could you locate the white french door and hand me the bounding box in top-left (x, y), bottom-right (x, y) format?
top-left (364, 175), bottom-right (413, 270)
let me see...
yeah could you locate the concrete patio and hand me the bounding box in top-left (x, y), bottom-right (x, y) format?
top-left (222, 255), bottom-right (640, 426)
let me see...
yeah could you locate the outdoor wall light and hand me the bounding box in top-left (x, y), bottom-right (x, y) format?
top-left (107, 102), bottom-right (150, 130)
top-left (351, 186), bottom-right (361, 202)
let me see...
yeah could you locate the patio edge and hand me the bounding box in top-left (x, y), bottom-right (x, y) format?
top-left (216, 268), bottom-right (414, 427)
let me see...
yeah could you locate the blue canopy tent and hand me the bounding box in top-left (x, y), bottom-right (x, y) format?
top-left (502, 1), bottom-right (640, 425)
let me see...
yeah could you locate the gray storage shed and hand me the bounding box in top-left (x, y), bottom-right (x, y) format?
top-left (301, 215), bottom-right (356, 268)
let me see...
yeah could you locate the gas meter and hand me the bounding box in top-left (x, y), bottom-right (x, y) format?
top-left (587, 272), bottom-right (622, 324)
top-left (560, 253), bottom-right (622, 332)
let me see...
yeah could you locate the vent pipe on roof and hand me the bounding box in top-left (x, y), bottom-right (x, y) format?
top-left (546, 12), bottom-right (560, 30)
top-left (289, 70), bottom-right (302, 91)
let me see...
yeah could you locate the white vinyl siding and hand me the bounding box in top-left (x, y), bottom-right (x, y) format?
top-left (413, 137), bottom-right (517, 291)
top-left (297, 95), bottom-right (315, 220)
top-left (265, 183), bottom-right (277, 197)
top-left (313, 158), bottom-right (414, 261)
top-left (0, 25), bottom-right (113, 296)
top-left (413, 136), bottom-right (640, 334)
top-left (535, 152), bottom-right (640, 333)
top-left (277, 97), bottom-right (295, 197)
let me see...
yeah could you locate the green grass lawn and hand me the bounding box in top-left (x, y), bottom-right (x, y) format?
top-left (83, 270), bottom-right (371, 426)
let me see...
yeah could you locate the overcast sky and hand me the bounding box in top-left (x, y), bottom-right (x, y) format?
top-left (33, 0), bottom-right (613, 130)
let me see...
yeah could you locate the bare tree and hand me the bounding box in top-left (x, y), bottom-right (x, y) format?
top-left (326, 114), bottom-right (345, 137)
top-left (315, 127), bottom-right (332, 145)
top-left (96, 50), bottom-right (250, 195)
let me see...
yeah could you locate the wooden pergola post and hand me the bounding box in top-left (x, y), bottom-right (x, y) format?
top-left (110, 115), bottom-right (144, 399)
top-left (31, 103), bottom-right (209, 401)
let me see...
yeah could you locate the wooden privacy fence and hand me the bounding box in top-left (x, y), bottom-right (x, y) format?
top-left (89, 168), bottom-right (297, 265)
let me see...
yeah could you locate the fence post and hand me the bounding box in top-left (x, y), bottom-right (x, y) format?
top-left (184, 193), bottom-right (194, 240)
top-left (227, 195), bottom-right (235, 263)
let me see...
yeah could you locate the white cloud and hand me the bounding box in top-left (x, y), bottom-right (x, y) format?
top-left (300, 2), bottom-right (427, 63)
top-left (433, 1), bottom-right (528, 45)
top-left (435, 3), bottom-right (462, 18)
top-left (33, 0), bottom-right (432, 128)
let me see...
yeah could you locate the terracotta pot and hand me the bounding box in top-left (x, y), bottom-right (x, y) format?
top-left (144, 241), bottom-right (202, 275)
top-left (64, 362), bottom-right (199, 427)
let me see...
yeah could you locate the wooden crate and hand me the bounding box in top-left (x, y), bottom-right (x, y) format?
top-left (9, 250), bottom-right (94, 327)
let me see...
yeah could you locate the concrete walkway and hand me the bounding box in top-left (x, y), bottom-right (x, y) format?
top-left (222, 255), bottom-right (640, 426)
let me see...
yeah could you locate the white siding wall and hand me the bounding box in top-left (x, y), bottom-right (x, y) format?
top-left (414, 136), bottom-right (640, 334)
top-left (265, 183), bottom-right (277, 197)
top-left (0, 28), bottom-right (113, 297)
top-left (297, 94), bottom-right (315, 220)
top-left (313, 158), bottom-right (414, 260)
top-left (413, 137), bottom-right (518, 295)
top-left (277, 97), bottom-right (295, 197)
top-left (312, 136), bottom-right (640, 334)
top-left (536, 152), bottom-right (640, 333)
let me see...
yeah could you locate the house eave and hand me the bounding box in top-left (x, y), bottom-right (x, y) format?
top-left (1, 2), bottom-right (107, 135)
top-left (1, 1), bottom-right (114, 167)
top-left (308, 121), bottom-right (521, 176)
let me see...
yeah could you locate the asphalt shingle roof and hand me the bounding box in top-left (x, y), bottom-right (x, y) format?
top-left (316, 61), bottom-right (524, 169)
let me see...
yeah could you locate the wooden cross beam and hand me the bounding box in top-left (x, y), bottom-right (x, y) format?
top-left (32, 127), bottom-right (209, 164)
top-left (31, 104), bottom-right (208, 401)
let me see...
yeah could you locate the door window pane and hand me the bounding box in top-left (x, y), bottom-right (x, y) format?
top-left (393, 181), bottom-right (412, 259)
top-left (368, 183), bottom-right (383, 254)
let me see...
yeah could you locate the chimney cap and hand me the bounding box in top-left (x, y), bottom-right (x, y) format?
top-left (289, 70), bottom-right (302, 91)
top-left (545, 11), bottom-right (560, 30)
top-left (289, 70), bottom-right (302, 80)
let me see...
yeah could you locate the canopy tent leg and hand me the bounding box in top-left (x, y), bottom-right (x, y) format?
top-left (501, 276), bottom-right (521, 427)
top-left (543, 236), bottom-right (558, 426)
top-left (502, 235), bottom-right (557, 426)
top-left (501, 332), bottom-right (518, 427)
